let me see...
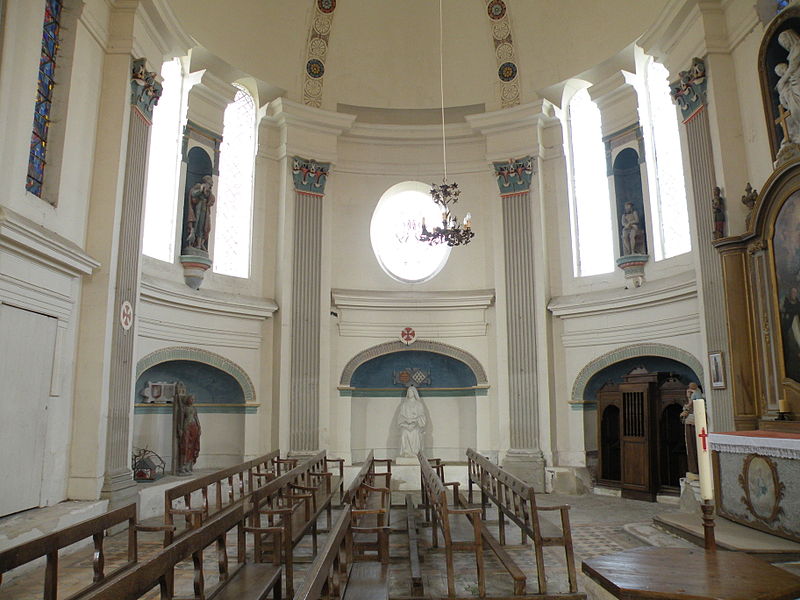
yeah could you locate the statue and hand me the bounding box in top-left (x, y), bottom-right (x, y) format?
top-left (773, 29), bottom-right (800, 164)
top-left (397, 385), bottom-right (426, 458)
top-left (184, 175), bottom-right (215, 252)
top-left (741, 182), bottom-right (758, 228)
top-left (711, 186), bottom-right (726, 240)
top-left (681, 383), bottom-right (702, 477)
top-left (620, 202), bottom-right (643, 255)
top-left (177, 393), bottom-right (201, 475)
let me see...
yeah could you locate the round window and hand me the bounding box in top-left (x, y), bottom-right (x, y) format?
top-left (370, 181), bottom-right (451, 283)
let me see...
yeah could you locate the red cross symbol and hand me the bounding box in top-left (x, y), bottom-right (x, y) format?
top-left (120, 300), bottom-right (133, 331)
top-left (698, 427), bottom-right (709, 451)
top-left (400, 327), bottom-right (416, 345)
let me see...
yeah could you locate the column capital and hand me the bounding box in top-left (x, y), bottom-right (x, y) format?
top-left (291, 156), bottom-right (330, 195)
top-left (670, 57), bottom-right (708, 122)
top-left (492, 156), bottom-right (535, 195)
top-left (130, 58), bottom-right (162, 121)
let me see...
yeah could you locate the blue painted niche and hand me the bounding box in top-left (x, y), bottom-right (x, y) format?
top-left (135, 360), bottom-right (247, 413)
top-left (345, 350), bottom-right (481, 397)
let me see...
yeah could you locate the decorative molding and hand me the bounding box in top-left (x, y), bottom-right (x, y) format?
top-left (560, 312), bottom-right (701, 348)
top-left (139, 275), bottom-right (277, 320)
top-left (337, 322), bottom-right (488, 339)
top-left (548, 271), bottom-right (697, 318)
top-left (136, 346), bottom-right (256, 403)
top-left (484, 0), bottom-right (520, 108)
top-left (571, 343), bottom-right (704, 403)
top-left (339, 340), bottom-right (488, 387)
top-left (134, 403), bottom-right (259, 415)
top-left (493, 156), bottom-right (534, 194)
top-left (302, 0), bottom-right (337, 107)
top-left (0, 207), bottom-right (99, 276)
top-left (136, 317), bottom-right (263, 350)
top-left (332, 289), bottom-right (495, 310)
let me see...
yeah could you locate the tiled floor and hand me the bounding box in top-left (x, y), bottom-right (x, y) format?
top-left (1, 491), bottom-right (795, 599)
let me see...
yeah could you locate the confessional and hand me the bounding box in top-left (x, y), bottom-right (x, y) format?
top-left (596, 369), bottom-right (688, 500)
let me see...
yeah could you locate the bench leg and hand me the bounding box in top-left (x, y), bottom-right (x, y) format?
top-left (498, 506), bottom-right (505, 545)
top-left (445, 545), bottom-right (456, 598)
top-left (274, 572), bottom-right (282, 600)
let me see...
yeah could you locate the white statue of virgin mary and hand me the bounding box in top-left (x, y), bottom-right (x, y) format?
top-left (398, 385), bottom-right (426, 457)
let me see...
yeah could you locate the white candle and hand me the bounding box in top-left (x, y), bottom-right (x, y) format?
top-left (693, 398), bottom-right (714, 501)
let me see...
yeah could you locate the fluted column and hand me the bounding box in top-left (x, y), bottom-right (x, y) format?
top-left (494, 157), bottom-right (545, 488)
top-left (289, 157), bottom-right (329, 452)
top-left (671, 58), bottom-right (734, 432)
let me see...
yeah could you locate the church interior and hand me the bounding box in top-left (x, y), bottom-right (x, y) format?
top-left (3, 0), bottom-right (800, 598)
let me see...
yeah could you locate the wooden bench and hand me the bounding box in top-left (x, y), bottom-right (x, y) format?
top-left (164, 449), bottom-right (282, 544)
top-left (343, 450), bottom-right (392, 564)
top-left (248, 450), bottom-right (343, 597)
top-left (83, 502), bottom-right (281, 600)
top-left (294, 505), bottom-right (389, 600)
top-left (405, 494), bottom-right (424, 596)
top-left (0, 504), bottom-right (172, 599)
top-left (467, 448), bottom-right (581, 597)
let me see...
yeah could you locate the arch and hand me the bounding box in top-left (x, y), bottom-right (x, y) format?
top-left (136, 347), bottom-right (255, 403)
top-left (571, 343), bottom-right (703, 403)
top-left (340, 340), bottom-right (488, 387)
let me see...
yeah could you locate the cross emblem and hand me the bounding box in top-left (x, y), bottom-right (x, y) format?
top-left (400, 327), bottom-right (416, 345)
top-left (775, 104), bottom-right (792, 142)
top-left (698, 427), bottom-right (709, 451)
top-left (120, 300), bottom-right (134, 331)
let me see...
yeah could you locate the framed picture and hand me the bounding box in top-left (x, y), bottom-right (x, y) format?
top-left (708, 351), bottom-right (726, 389)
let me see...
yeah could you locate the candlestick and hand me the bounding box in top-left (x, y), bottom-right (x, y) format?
top-left (693, 398), bottom-right (714, 501)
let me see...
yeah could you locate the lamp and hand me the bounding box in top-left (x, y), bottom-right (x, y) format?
top-left (417, 0), bottom-right (474, 247)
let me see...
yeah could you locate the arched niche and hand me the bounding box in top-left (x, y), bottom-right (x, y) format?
top-left (133, 347), bottom-right (256, 471)
top-left (613, 147), bottom-right (648, 256)
top-left (340, 341), bottom-right (488, 463)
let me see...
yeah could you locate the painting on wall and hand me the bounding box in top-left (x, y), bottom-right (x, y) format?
top-left (772, 189), bottom-right (800, 383)
top-left (708, 351), bottom-right (726, 389)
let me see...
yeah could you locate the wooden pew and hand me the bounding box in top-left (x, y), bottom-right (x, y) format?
top-left (342, 450), bottom-right (391, 564)
top-left (294, 505), bottom-right (389, 600)
top-left (164, 449), bottom-right (281, 544)
top-left (248, 450), bottom-right (343, 598)
top-left (418, 452), bottom-right (487, 598)
top-left (405, 494), bottom-right (424, 596)
top-left (82, 502), bottom-right (281, 600)
top-left (0, 504), bottom-right (172, 599)
top-left (466, 448), bottom-right (581, 596)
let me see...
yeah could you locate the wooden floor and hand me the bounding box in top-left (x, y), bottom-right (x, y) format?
top-left (582, 547), bottom-right (800, 600)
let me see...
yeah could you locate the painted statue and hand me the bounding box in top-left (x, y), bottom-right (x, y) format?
top-left (177, 393), bottom-right (201, 475)
top-left (681, 383), bottom-right (702, 476)
top-left (712, 186), bottom-right (726, 240)
top-left (398, 385), bottom-right (426, 457)
top-left (185, 175), bottom-right (215, 251)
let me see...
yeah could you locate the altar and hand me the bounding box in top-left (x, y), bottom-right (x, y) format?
top-left (710, 431), bottom-right (800, 543)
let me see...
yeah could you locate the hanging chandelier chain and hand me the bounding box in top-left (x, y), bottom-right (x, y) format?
top-left (439, 0), bottom-right (447, 182)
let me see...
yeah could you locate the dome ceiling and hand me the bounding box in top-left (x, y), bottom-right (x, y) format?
top-left (169, 0), bottom-right (668, 111)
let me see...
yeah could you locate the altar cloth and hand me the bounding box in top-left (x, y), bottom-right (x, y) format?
top-left (709, 431), bottom-right (800, 460)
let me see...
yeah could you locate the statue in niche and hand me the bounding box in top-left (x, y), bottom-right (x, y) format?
top-left (680, 383), bottom-right (701, 477)
top-left (176, 388), bottom-right (201, 475)
top-left (184, 175), bottom-right (215, 252)
top-left (712, 187), bottom-right (726, 240)
top-left (620, 202), bottom-right (645, 255)
top-left (397, 385), bottom-right (426, 458)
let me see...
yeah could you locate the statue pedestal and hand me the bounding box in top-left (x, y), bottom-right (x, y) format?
top-left (179, 250), bottom-right (212, 290)
top-left (395, 456), bottom-right (418, 466)
top-left (502, 449), bottom-right (546, 492)
top-left (616, 253), bottom-right (649, 288)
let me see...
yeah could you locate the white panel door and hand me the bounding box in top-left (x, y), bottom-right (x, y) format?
top-left (0, 304), bottom-right (57, 516)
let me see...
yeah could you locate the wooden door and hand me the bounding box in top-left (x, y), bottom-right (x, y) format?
top-left (620, 383), bottom-right (654, 500)
top-left (0, 304), bottom-right (57, 516)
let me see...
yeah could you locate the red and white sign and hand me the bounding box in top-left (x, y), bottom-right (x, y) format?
top-left (400, 327), bottom-right (416, 345)
top-left (120, 300), bottom-right (134, 331)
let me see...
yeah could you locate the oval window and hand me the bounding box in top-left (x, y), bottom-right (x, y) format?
top-left (370, 181), bottom-right (451, 283)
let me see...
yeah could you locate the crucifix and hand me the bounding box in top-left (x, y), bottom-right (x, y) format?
top-left (775, 104), bottom-right (792, 141)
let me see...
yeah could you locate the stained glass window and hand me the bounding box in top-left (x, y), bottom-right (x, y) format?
top-left (567, 88), bottom-right (615, 276)
top-left (213, 84), bottom-right (256, 277)
top-left (27, 0), bottom-right (64, 197)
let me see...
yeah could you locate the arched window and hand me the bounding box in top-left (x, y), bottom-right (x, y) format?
top-left (566, 87), bottom-right (614, 276)
top-left (142, 57), bottom-right (185, 262)
top-left (640, 58), bottom-right (691, 260)
top-left (213, 83), bottom-right (256, 278)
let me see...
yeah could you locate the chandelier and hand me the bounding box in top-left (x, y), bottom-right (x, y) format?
top-left (417, 0), bottom-right (474, 247)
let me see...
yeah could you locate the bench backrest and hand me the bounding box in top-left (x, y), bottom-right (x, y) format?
top-left (418, 453), bottom-right (452, 542)
top-left (466, 448), bottom-right (539, 535)
top-left (293, 505), bottom-right (353, 600)
top-left (0, 504), bottom-right (138, 599)
top-left (164, 449), bottom-right (280, 542)
top-left (83, 504), bottom-right (248, 600)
